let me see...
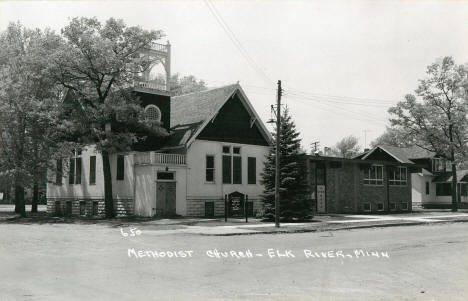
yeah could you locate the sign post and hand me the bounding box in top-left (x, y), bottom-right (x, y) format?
top-left (224, 194), bottom-right (227, 222)
top-left (245, 195), bottom-right (248, 223)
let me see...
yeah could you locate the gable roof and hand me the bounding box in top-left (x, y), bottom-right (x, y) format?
top-left (358, 145), bottom-right (435, 164)
top-left (163, 83), bottom-right (272, 149)
top-left (433, 169), bottom-right (468, 183)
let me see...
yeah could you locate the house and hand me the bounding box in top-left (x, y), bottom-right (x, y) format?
top-left (305, 152), bottom-right (416, 214)
top-left (356, 145), bottom-right (468, 209)
top-left (46, 83), bottom-right (272, 217)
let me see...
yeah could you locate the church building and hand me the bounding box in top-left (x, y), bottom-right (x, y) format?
top-left (46, 43), bottom-right (272, 217)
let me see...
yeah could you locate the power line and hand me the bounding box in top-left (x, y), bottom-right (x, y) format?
top-left (286, 96), bottom-right (388, 126)
top-left (283, 86), bottom-right (397, 104)
top-left (284, 92), bottom-right (391, 108)
top-left (204, 0), bottom-right (273, 85)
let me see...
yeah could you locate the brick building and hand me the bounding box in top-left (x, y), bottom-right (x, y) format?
top-left (306, 152), bottom-right (417, 214)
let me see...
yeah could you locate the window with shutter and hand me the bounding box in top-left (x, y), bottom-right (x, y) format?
top-left (89, 156), bottom-right (96, 185)
top-left (75, 157), bottom-right (82, 184)
top-left (116, 155), bottom-right (124, 180)
top-left (55, 159), bottom-right (62, 185)
top-left (68, 158), bottom-right (75, 184)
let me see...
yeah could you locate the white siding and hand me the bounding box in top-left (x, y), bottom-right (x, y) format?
top-left (46, 145), bottom-right (135, 200)
top-left (186, 139), bottom-right (269, 200)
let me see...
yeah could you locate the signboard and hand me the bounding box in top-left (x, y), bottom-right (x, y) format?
top-left (228, 192), bottom-right (245, 217)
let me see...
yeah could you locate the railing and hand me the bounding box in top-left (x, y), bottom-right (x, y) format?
top-left (150, 42), bottom-right (169, 53)
top-left (134, 152), bottom-right (186, 165)
top-left (154, 153), bottom-right (186, 165)
top-left (134, 80), bottom-right (168, 92)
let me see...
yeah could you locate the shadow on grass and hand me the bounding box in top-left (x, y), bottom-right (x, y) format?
top-left (0, 212), bottom-right (193, 227)
top-left (260, 217), bottom-right (320, 223)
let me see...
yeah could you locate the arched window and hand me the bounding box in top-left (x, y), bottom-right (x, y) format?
top-left (145, 105), bottom-right (161, 122)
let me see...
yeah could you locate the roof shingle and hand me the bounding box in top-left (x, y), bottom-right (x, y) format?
top-left (163, 84), bottom-right (238, 149)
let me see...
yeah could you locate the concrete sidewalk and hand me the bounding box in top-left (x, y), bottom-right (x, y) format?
top-left (136, 210), bottom-right (468, 236)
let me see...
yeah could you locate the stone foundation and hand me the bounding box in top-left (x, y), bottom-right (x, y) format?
top-left (47, 198), bottom-right (134, 217)
top-left (186, 198), bottom-right (262, 217)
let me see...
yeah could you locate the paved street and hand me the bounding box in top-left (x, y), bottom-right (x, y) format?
top-left (1, 221), bottom-right (467, 300)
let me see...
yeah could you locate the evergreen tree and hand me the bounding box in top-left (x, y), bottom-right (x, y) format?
top-left (261, 108), bottom-right (311, 220)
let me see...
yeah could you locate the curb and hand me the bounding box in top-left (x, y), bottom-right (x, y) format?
top-left (200, 219), bottom-right (468, 236)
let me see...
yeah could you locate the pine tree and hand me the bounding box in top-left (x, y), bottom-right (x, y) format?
top-left (261, 108), bottom-right (311, 221)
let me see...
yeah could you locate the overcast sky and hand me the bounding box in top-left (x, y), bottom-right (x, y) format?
top-left (1, 0), bottom-right (467, 151)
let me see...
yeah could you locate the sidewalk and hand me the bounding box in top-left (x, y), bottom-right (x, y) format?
top-left (135, 209), bottom-right (468, 236)
top-left (3, 206), bottom-right (468, 236)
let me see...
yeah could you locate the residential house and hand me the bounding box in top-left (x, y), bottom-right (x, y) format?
top-left (356, 145), bottom-right (468, 208)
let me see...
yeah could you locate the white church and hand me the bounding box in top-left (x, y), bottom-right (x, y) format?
top-left (46, 42), bottom-right (272, 217)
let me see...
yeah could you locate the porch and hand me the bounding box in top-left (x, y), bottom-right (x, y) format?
top-left (134, 152), bottom-right (186, 166)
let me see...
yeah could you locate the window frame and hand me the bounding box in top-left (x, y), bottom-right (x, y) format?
top-left (363, 203), bottom-right (371, 212)
top-left (222, 145), bottom-right (242, 184)
top-left (461, 183), bottom-right (468, 197)
top-left (389, 166), bottom-right (407, 186)
top-left (157, 171), bottom-right (175, 181)
top-left (55, 158), bottom-right (63, 185)
top-left (116, 155), bottom-right (125, 181)
top-left (89, 156), bottom-right (96, 185)
top-left (68, 150), bottom-right (82, 185)
top-left (377, 203), bottom-right (384, 211)
top-left (247, 157), bottom-right (257, 185)
top-left (144, 104), bottom-right (162, 123)
top-left (232, 155), bottom-right (242, 184)
top-left (205, 155), bottom-right (215, 183)
top-left (436, 183), bottom-right (452, 196)
top-left (401, 202), bottom-right (409, 210)
top-left (432, 158), bottom-right (446, 172)
top-left (364, 165), bottom-right (384, 186)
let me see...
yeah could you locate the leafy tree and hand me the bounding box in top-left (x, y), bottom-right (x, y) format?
top-left (331, 135), bottom-right (360, 158)
top-left (47, 17), bottom-right (168, 218)
top-left (389, 57), bottom-right (468, 211)
top-left (371, 127), bottom-right (414, 148)
top-left (261, 109), bottom-right (311, 220)
top-left (0, 23), bottom-right (62, 216)
top-left (152, 73), bottom-right (207, 96)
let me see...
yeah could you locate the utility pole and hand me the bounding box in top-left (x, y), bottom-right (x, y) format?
top-left (311, 141), bottom-right (320, 153)
top-left (275, 80), bottom-right (282, 228)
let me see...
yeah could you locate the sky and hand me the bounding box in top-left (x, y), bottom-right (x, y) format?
top-left (1, 0), bottom-right (467, 151)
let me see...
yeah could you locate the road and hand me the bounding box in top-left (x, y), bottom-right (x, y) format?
top-left (0, 222), bottom-right (467, 301)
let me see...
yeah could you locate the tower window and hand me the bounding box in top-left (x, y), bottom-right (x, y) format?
top-left (145, 105), bottom-right (161, 122)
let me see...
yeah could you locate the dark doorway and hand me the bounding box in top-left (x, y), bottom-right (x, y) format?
top-left (156, 182), bottom-right (176, 216)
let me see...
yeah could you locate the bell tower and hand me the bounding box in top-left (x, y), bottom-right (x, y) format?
top-left (136, 41), bottom-right (172, 93)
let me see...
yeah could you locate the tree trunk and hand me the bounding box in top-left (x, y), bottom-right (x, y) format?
top-left (451, 160), bottom-right (458, 212)
top-left (31, 139), bottom-right (39, 213)
top-left (15, 183), bottom-right (25, 217)
top-left (102, 150), bottom-right (115, 218)
top-left (31, 181), bottom-right (38, 213)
